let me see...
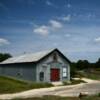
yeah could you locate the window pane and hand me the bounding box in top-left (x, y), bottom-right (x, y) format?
top-left (39, 72), bottom-right (44, 81)
top-left (63, 68), bottom-right (67, 73)
top-left (63, 68), bottom-right (67, 77)
top-left (63, 72), bottom-right (67, 77)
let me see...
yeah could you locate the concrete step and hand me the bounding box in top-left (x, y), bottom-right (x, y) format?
top-left (52, 82), bottom-right (63, 86)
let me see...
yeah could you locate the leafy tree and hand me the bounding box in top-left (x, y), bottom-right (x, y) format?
top-left (0, 53), bottom-right (12, 62)
top-left (70, 62), bottom-right (77, 77)
top-left (76, 60), bottom-right (84, 70)
top-left (95, 58), bottom-right (100, 68)
top-left (70, 58), bottom-right (100, 78)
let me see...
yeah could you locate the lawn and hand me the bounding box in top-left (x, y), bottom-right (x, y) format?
top-left (13, 95), bottom-right (100, 100)
top-left (0, 75), bottom-right (86, 94)
top-left (75, 69), bottom-right (100, 80)
top-left (13, 96), bottom-right (79, 100)
top-left (0, 76), bottom-right (100, 100)
top-left (0, 76), bottom-right (53, 94)
top-left (63, 79), bottom-right (86, 85)
top-left (85, 69), bottom-right (100, 80)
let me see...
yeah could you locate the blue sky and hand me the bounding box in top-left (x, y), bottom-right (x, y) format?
top-left (0, 0), bottom-right (100, 62)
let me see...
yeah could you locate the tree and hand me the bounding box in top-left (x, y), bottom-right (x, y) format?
top-left (95, 58), bottom-right (100, 68)
top-left (70, 62), bottom-right (77, 77)
top-left (0, 53), bottom-right (12, 62)
top-left (75, 60), bottom-right (89, 70)
top-left (76, 60), bottom-right (84, 70)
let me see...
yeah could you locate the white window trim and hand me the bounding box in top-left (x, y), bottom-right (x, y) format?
top-left (62, 67), bottom-right (67, 77)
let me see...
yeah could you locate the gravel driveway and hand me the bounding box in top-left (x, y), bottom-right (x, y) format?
top-left (0, 78), bottom-right (100, 100)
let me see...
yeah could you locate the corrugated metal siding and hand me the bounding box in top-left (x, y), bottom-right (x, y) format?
top-left (0, 63), bottom-right (36, 81)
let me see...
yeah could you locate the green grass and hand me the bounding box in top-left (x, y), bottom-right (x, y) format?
top-left (0, 75), bottom-right (86, 94)
top-left (12, 95), bottom-right (100, 100)
top-left (0, 76), bottom-right (53, 94)
top-left (63, 79), bottom-right (86, 85)
top-left (82, 96), bottom-right (100, 100)
top-left (85, 73), bottom-right (100, 80)
top-left (84, 69), bottom-right (100, 80)
top-left (13, 95), bottom-right (80, 100)
top-left (75, 70), bottom-right (100, 80)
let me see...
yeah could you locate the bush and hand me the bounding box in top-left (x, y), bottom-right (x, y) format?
top-left (63, 81), bottom-right (71, 85)
top-left (98, 93), bottom-right (100, 97)
top-left (63, 79), bottom-right (85, 85)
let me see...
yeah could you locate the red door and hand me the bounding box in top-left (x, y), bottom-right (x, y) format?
top-left (51, 68), bottom-right (60, 81)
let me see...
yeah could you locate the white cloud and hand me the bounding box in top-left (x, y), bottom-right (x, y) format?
top-left (87, 13), bottom-right (95, 19)
top-left (94, 37), bottom-right (100, 42)
top-left (49, 20), bottom-right (62, 28)
top-left (61, 14), bottom-right (71, 21)
top-left (46, 1), bottom-right (53, 6)
top-left (64, 3), bottom-right (72, 8)
top-left (0, 38), bottom-right (10, 46)
top-left (33, 20), bottom-right (63, 37)
top-left (33, 25), bottom-right (49, 36)
top-left (53, 43), bottom-right (58, 46)
top-left (46, 0), bottom-right (57, 8)
top-left (67, 4), bottom-right (71, 8)
top-left (65, 34), bottom-right (71, 37)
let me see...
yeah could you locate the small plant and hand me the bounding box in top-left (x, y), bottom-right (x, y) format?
top-left (98, 93), bottom-right (100, 97)
top-left (63, 81), bottom-right (71, 85)
top-left (63, 79), bottom-right (86, 85)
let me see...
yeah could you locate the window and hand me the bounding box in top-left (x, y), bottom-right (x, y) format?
top-left (17, 68), bottom-right (23, 77)
top-left (39, 72), bottom-right (44, 81)
top-left (63, 68), bottom-right (67, 77)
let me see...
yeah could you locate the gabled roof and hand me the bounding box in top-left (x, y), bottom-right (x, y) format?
top-left (0, 48), bottom-right (71, 64)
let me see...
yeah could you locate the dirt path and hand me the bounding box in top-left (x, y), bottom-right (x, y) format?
top-left (0, 78), bottom-right (100, 100)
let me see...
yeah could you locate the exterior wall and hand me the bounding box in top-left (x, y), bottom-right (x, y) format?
top-left (36, 51), bottom-right (70, 82)
top-left (0, 63), bottom-right (36, 82)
